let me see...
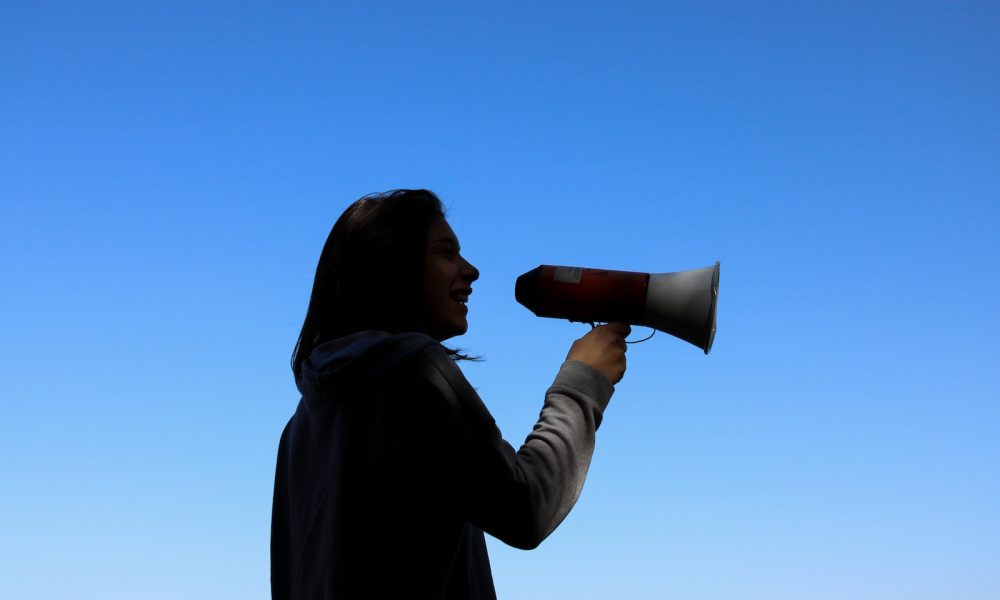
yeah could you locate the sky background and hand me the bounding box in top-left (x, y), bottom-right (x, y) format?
top-left (2, 1), bottom-right (998, 598)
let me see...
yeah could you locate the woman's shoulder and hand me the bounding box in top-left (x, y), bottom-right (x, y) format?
top-left (408, 339), bottom-right (470, 392)
top-left (298, 330), bottom-right (441, 397)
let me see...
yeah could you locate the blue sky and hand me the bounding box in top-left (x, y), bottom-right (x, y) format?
top-left (2, 1), bottom-right (998, 598)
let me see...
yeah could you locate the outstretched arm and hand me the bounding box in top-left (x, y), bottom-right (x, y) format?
top-left (415, 323), bottom-right (629, 549)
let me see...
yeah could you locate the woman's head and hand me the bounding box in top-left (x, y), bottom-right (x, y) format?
top-left (292, 189), bottom-right (479, 377)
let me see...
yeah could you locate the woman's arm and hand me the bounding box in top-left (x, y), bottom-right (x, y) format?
top-left (412, 341), bottom-right (617, 550)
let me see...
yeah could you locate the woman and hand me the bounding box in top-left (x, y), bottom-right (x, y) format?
top-left (271, 189), bottom-right (629, 599)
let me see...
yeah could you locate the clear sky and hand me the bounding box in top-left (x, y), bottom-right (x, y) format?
top-left (2, 1), bottom-right (998, 598)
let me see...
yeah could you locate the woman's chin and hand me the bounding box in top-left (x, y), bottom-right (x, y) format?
top-left (433, 320), bottom-right (468, 342)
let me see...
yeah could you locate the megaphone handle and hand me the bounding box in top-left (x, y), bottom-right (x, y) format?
top-left (570, 319), bottom-right (656, 344)
top-left (626, 328), bottom-right (656, 344)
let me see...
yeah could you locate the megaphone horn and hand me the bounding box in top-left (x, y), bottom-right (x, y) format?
top-left (515, 262), bottom-right (720, 354)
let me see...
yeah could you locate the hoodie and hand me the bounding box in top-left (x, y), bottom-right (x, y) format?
top-left (271, 330), bottom-right (615, 599)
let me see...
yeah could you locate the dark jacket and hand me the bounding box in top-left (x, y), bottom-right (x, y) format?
top-left (271, 331), bottom-right (614, 599)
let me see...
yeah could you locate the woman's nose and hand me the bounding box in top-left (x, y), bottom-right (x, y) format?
top-left (461, 257), bottom-right (480, 282)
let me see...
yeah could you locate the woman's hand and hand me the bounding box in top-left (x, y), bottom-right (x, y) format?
top-left (566, 322), bottom-right (631, 384)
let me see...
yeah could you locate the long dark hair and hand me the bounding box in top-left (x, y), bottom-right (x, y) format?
top-left (291, 189), bottom-right (453, 379)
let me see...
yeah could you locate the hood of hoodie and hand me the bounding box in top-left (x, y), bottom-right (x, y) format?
top-left (297, 330), bottom-right (439, 409)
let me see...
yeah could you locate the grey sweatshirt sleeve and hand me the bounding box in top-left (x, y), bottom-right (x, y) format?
top-left (418, 349), bottom-right (615, 550)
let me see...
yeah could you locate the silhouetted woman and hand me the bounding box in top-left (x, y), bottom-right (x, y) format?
top-left (271, 189), bottom-right (629, 599)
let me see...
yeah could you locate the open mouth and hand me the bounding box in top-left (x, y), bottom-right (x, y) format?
top-left (450, 290), bottom-right (470, 304)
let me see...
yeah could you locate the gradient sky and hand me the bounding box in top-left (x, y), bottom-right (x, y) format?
top-left (2, 1), bottom-right (998, 598)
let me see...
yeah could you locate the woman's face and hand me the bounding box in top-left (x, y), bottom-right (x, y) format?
top-left (423, 217), bottom-right (480, 341)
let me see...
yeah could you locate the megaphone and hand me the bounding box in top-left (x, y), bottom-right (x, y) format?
top-left (515, 262), bottom-right (720, 354)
